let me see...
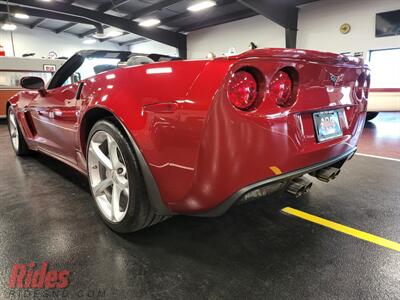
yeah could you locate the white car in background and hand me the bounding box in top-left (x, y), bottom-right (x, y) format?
top-left (367, 48), bottom-right (400, 121)
top-left (367, 88), bottom-right (400, 120)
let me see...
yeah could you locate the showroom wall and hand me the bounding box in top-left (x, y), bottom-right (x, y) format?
top-left (297, 0), bottom-right (400, 58)
top-left (187, 15), bottom-right (285, 59)
top-left (186, 0), bottom-right (399, 60)
top-left (0, 26), bottom-right (127, 58)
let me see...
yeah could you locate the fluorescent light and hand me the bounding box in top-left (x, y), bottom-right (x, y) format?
top-left (106, 31), bottom-right (123, 38)
top-left (188, 1), bottom-right (216, 12)
top-left (1, 23), bottom-right (17, 31)
top-left (83, 39), bottom-right (96, 45)
top-left (14, 13), bottom-right (30, 19)
top-left (139, 19), bottom-right (161, 27)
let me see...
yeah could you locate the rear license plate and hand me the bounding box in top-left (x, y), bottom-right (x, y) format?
top-left (313, 110), bottom-right (343, 142)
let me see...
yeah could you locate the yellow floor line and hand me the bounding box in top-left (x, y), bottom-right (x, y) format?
top-left (282, 207), bottom-right (400, 252)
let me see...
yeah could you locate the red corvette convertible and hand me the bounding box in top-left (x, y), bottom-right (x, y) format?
top-left (7, 49), bottom-right (369, 232)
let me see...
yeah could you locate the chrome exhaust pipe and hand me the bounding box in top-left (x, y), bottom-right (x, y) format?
top-left (310, 167), bottom-right (341, 182)
top-left (286, 177), bottom-right (312, 198)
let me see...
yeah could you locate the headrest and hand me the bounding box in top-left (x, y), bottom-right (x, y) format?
top-left (126, 56), bottom-right (155, 66)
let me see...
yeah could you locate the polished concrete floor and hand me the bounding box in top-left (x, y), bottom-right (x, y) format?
top-left (358, 112), bottom-right (400, 159)
top-left (0, 113), bottom-right (399, 299)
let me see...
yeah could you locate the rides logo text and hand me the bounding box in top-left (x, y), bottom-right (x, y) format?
top-left (8, 262), bottom-right (70, 289)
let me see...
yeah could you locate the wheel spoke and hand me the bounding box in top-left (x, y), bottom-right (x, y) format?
top-left (118, 177), bottom-right (129, 197)
top-left (92, 177), bottom-right (113, 197)
top-left (111, 184), bottom-right (122, 221)
top-left (89, 141), bottom-right (113, 170)
top-left (107, 135), bottom-right (120, 169)
top-left (119, 177), bottom-right (128, 189)
top-left (9, 113), bottom-right (17, 129)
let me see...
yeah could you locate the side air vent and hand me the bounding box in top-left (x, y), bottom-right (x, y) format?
top-left (24, 112), bottom-right (37, 136)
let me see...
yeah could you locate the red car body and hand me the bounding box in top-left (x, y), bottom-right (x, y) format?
top-left (8, 48), bottom-right (369, 216)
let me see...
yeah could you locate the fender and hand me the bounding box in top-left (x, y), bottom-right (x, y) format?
top-left (81, 106), bottom-right (172, 216)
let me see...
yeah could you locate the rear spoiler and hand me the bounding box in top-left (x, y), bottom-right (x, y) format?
top-left (219, 48), bottom-right (365, 67)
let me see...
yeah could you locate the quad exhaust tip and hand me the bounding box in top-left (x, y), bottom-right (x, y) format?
top-left (310, 167), bottom-right (341, 182)
top-left (286, 177), bottom-right (312, 198)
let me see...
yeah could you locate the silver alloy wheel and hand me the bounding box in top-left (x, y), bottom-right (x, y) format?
top-left (8, 108), bottom-right (19, 151)
top-left (88, 131), bottom-right (130, 223)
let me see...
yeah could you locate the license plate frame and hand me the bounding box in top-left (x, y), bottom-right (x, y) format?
top-left (313, 110), bottom-right (343, 142)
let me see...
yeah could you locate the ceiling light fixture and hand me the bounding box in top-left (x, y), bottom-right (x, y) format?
top-left (138, 18), bottom-right (161, 27)
top-left (1, 22), bottom-right (17, 31)
top-left (14, 13), bottom-right (30, 19)
top-left (106, 31), bottom-right (123, 37)
top-left (187, 0), bottom-right (216, 12)
top-left (83, 39), bottom-right (96, 45)
top-left (92, 32), bottom-right (107, 39)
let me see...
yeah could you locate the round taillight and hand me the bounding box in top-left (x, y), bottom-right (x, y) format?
top-left (227, 71), bottom-right (258, 110)
top-left (269, 71), bottom-right (294, 107)
top-left (355, 73), bottom-right (365, 99)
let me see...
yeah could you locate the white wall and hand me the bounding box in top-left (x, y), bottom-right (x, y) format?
top-left (129, 40), bottom-right (179, 57)
top-left (186, 0), bottom-right (399, 60)
top-left (0, 26), bottom-right (127, 58)
top-left (187, 15), bottom-right (285, 59)
top-left (297, 0), bottom-right (400, 60)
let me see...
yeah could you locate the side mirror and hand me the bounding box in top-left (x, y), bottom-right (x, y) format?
top-left (20, 76), bottom-right (47, 96)
top-left (72, 73), bottom-right (81, 84)
top-left (20, 76), bottom-right (45, 90)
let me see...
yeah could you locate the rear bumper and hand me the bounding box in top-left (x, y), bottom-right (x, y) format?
top-left (192, 147), bottom-right (357, 217)
top-left (167, 93), bottom-right (365, 214)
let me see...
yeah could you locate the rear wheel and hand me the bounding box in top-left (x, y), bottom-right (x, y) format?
top-left (7, 106), bottom-right (31, 156)
top-left (366, 112), bottom-right (379, 121)
top-left (87, 120), bottom-right (166, 233)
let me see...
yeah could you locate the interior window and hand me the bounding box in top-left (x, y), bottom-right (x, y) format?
top-left (369, 48), bottom-right (400, 88)
top-left (0, 71), bottom-right (53, 88)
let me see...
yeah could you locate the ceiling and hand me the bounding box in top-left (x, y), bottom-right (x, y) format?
top-left (0, 0), bottom-right (319, 51)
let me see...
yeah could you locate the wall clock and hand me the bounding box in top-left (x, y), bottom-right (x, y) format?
top-left (340, 23), bottom-right (351, 34)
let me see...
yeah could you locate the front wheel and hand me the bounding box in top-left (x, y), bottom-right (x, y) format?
top-left (86, 120), bottom-right (167, 233)
top-left (7, 106), bottom-right (31, 156)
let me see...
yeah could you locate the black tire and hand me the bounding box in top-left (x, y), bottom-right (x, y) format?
top-left (87, 120), bottom-right (167, 233)
top-left (7, 106), bottom-right (31, 156)
top-left (366, 112), bottom-right (379, 121)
